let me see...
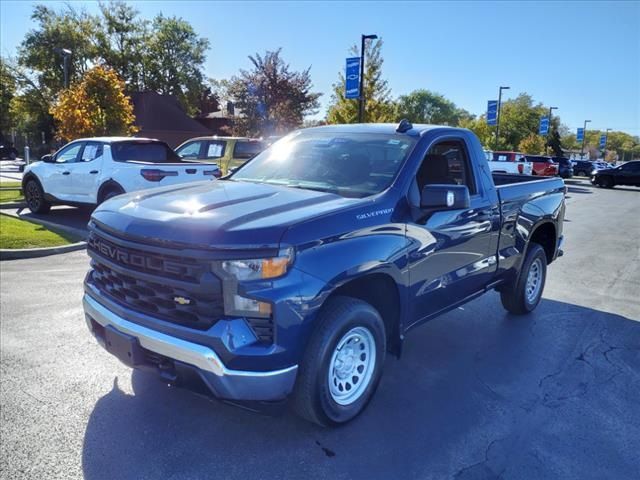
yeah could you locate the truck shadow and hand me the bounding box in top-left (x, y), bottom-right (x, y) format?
top-left (81, 296), bottom-right (640, 480)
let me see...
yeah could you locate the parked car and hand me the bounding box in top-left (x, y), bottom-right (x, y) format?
top-left (83, 121), bottom-right (566, 426)
top-left (175, 136), bottom-right (267, 174)
top-left (0, 142), bottom-right (18, 160)
top-left (591, 160), bottom-right (640, 188)
top-left (572, 159), bottom-right (594, 177)
top-left (552, 157), bottom-right (574, 179)
top-left (486, 150), bottom-right (533, 175)
top-left (523, 155), bottom-right (560, 176)
top-left (22, 137), bottom-right (219, 214)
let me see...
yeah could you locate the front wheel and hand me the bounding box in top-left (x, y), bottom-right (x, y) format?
top-left (500, 243), bottom-right (547, 315)
top-left (24, 179), bottom-right (51, 214)
top-left (292, 296), bottom-right (386, 426)
top-left (599, 176), bottom-right (614, 188)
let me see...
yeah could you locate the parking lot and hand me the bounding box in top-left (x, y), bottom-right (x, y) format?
top-left (1, 177), bottom-right (639, 480)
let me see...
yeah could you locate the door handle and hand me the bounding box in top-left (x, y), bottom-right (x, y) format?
top-left (89, 170), bottom-right (99, 174)
top-left (62, 171), bottom-right (71, 175)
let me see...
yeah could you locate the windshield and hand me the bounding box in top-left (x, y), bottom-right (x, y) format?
top-left (111, 141), bottom-right (181, 163)
top-left (230, 131), bottom-right (417, 198)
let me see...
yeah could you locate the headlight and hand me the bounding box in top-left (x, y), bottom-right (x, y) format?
top-left (219, 248), bottom-right (294, 318)
top-left (222, 248), bottom-right (293, 281)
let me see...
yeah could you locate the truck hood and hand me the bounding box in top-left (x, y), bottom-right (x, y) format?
top-left (91, 179), bottom-right (359, 249)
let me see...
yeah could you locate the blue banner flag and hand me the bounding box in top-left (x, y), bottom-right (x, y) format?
top-left (576, 128), bottom-right (584, 142)
top-left (539, 116), bottom-right (550, 135)
top-left (487, 101), bottom-right (498, 126)
top-left (345, 57), bottom-right (361, 99)
top-left (599, 134), bottom-right (607, 149)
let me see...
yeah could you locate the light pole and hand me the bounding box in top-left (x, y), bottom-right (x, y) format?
top-left (546, 106), bottom-right (558, 155)
top-left (61, 48), bottom-right (72, 88)
top-left (495, 86), bottom-right (510, 150)
top-left (580, 119), bottom-right (591, 159)
top-left (358, 34), bottom-right (378, 123)
top-left (603, 128), bottom-right (612, 162)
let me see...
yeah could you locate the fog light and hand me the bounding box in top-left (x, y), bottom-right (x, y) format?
top-left (232, 295), bottom-right (272, 315)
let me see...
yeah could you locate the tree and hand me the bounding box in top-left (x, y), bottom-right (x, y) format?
top-left (226, 49), bottom-right (321, 136)
top-left (0, 58), bottom-right (17, 135)
top-left (96, 1), bottom-right (147, 91)
top-left (144, 14), bottom-right (210, 115)
top-left (459, 116), bottom-right (494, 148)
top-left (50, 65), bottom-right (136, 141)
top-left (497, 93), bottom-right (547, 150)
top-left (395, 89), bottom-right (472, 125)
top-left (326, 38), bottom-right (395, 124)
top-left (546, 119), bottom-right (564, 157)
top-left (518, 133), bottom-right (546, 154)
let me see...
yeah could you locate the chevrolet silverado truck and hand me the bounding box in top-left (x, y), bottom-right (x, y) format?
top-left (22, 137), bottom-right (220, 214)
top-left (83, 121), bottom-right (565, 426)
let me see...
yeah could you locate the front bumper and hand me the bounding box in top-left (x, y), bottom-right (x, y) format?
top-left (83, 294), bottom-right (298, 401)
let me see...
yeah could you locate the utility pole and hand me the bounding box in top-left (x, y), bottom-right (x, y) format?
top-left (546, 106), bottom-right (558, 155)
top-left (603, 128), bottom-right (612, 162)
top-left (60, 48), bottom-right (72, 88)
top-left (495, 86), bottom-right (510, 150)
top-left (358, 34), bottom-right (378, 123)
top-left (580, 119), bottom-right (591, 159)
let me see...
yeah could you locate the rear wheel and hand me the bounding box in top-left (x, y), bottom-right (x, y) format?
top-left (500, 243), bottom-right (547, 315)
top-left (98, 186), bottom-right (124, 204)
top-left (24, 179), bottom-right (51, 214)
top-left (292, 296), bottom-right (386, 426)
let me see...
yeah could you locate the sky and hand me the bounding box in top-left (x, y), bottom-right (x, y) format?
top-left (1, 0), bottom-right (639, 136)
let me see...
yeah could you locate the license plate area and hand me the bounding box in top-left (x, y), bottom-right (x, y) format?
top-left (104, 325), bottom-right (145, 368)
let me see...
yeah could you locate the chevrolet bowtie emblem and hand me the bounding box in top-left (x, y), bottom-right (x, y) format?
top-left (174, 296), bottom-right (192, 306)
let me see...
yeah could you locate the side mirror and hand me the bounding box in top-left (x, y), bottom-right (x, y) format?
top-left (41, 154), bottom-right (54, 163)
top-left (420, 184), bottom-right (470, 211)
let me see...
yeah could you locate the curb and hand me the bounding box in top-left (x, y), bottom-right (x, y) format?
top-left (0, 241), bottom-right (87, 260)
top-left (0, 210), bottom-right (88, 240)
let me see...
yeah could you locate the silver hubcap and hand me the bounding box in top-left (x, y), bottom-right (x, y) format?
top-left (26, 182), bottom-right (40, 209)
top-left (328, 326), bottom-right (376, 405)
top-left (525, 258), bottom-right (543, 303)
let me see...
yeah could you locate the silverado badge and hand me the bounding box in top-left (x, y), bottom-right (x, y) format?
top-left (173, 296), bottom-right (192, 306)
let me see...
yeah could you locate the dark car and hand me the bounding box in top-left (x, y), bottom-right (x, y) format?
top-left (591, 161), bottom-right (640, 188)
top-left (572, 159), bottom-right (594, 177)
top-left (0, 143), bottom-right (18, 160)
top-left (552, 157), bottom-right (574, 179)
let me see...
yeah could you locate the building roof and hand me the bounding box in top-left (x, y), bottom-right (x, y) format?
top-left (131, 91), bottom-right (211, 134)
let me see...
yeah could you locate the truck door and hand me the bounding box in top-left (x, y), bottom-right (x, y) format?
top-left (406, 137), bottom-right (498, 324)
top-left (42, 142), bottom-right (83, 201)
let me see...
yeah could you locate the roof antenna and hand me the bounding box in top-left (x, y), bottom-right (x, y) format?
top-left (396, 118), bottom-right (413, 133)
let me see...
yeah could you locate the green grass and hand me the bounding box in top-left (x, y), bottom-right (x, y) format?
top-left (0, 189), bottom-right (23, 203)
top-left (0, 214), bottom-right (77, 249)
top-left (0, 182), bottom-right (23, 203)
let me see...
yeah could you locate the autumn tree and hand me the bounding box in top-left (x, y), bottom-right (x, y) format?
top-left (326, 38), bottom-right (395, 124)
top-left (518, 133), bottom-right (546, 154)
top-left (50, 65), bottom-right (136, 141)
top-left (226, 49), bottom-right (321, 136)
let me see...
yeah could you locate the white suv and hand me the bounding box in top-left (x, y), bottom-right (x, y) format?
top-left (22, 137), bottom-right (220, 213)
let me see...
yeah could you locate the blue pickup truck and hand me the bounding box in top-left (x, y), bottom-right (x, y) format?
top-left (83, 121), bottom-right (565, 426)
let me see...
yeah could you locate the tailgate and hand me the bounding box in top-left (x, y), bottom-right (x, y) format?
top-left (139, 164), bottom-right (219, 184)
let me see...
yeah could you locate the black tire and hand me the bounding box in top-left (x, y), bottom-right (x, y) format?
top-left (599, 176), bottom-right (614, 189)
top-left (99, 187), bottom-right (124, 204)
top-left (500, 243), bottom-right (547, 315)
top-left (292, 296), bottom-right (386, 426)
top-left (24, 179), bottom-right (51, 214)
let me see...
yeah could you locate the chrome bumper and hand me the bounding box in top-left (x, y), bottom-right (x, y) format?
top-left (83, 294), bottom-right (298, 401)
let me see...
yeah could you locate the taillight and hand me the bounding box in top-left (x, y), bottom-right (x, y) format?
top-left (518, 163), bottom-right (524, 174)
top-left (140, 169), bottom-right (178, 182)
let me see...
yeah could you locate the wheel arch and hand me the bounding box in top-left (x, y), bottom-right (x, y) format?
top-left (97, 179), bottom-right (125, 203)
top-left (527, 220), bottom-right (557, 264)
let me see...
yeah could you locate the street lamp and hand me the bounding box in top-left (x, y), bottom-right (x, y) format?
top-left (495, 86), bottom-right (510, 150)
top-left (60, 48), bottom-right (72, 88)
top-left (603, 128), bottom-right (612, 161)
top-left (546, 106), bottom-right (558, 154)
top-left (580, 119), bottom-right (591, 159)
top-left (358, 34), bottom-right (378, 123)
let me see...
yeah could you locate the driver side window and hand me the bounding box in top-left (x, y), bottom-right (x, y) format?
top-left (55, 143), bottom-right (83, 164)
top-left (416, 140), bottom-right (476, 194)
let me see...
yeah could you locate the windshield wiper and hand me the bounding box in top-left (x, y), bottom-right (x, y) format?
top-left (285, 183), bottom-right (339, 194)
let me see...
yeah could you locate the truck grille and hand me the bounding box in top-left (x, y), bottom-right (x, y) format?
top-left (86, 229), bottom-right (274, 343)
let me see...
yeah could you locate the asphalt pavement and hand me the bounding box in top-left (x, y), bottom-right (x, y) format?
top-left (1, 178), bottom-right (639, 480)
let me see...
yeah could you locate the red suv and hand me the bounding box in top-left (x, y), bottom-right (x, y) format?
top-left (523, 155), bottom-right (559, 176)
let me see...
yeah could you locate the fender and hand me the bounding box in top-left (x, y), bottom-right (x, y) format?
top-left (97, 179), bottom-right (125, 203)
